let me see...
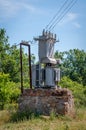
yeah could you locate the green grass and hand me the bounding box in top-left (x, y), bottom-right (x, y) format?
top-left (0, 107), bottom-right (86, 130)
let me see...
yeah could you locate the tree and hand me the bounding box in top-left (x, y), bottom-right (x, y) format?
top-left (0, 72), bottom-right (20, 110)
top-left (60, 76), bottom-right (86, 107)
top-left (0, 28), bottom-right (21, 82)
top-left (0, 28), bottom-right (10, 71)
top-left (55, 49), bottom-right (86, 85)
top-left (0, 28), bottom-right (32, 83)
top-left (3, 45), bottom-right (21, 82)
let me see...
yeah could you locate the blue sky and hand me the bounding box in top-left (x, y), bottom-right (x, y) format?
top-left (0, 0), bottom-right (86, 60)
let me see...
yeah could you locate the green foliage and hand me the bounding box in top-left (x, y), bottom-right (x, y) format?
top-left (2, 46), bottom-right (20, 82)
top-left (0, 73), bottom-right (20, 110)
top-left (11, 110), bottom-right (40, 122)
top-left (55, 49), bottom-right (86, 107)
top-left (60, 76), bottom-right (86, 107)
top-left (0, 28), bottom-right (9, 50)
top-left (0, 28), bottom-right (86, 112)
top-left (75, 108), bottom-right (86, 120)
top-left (0, 107), bottom-right (86, 130)
top-left (55, 49), bottom-right (86, 85)
top-left (0, 28), bottom-right (9, 72)
top-left (0, 73), bottom-right (10, 109)
top-left (0, 28), bottom-right (35, 83)
top-left (49, 111), bottom-right (56, 120)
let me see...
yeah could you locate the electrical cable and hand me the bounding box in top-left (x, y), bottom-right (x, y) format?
top-left (0, 43), bottom-right (20, 52)
top-left (48, 0), bottom-right (74, 30)
top-left (50, 0), bottom-right (77, 31)
top-left (45, 0), bottom-right (69, 30)
top-left (45, 0), bottom-right (77, 31)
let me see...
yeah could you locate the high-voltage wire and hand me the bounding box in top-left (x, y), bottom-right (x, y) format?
top-left (45, 0), bottom-right (77, 31)
top-left (45, 0), bottom-right (68, 30)
top-left (48, 0), bottom-right (76, 31)
top-left (0, 43), bottom-right (20, 52)
top-left (0, 40), bottom-right (35, 52)
top-left (49, 0), bottom-right (77, 31)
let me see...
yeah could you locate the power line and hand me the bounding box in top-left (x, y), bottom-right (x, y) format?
top-left (0, 40), bottom-right (34, 52)
top-left (45, 0), bottom-right (68, 30)
top-left (45, 0), bottom-right (77, 31)
top-left (0, 41), bottom-right (37, 57)
top-left (0, 43), bottom-right (20, 52)
top-left (48, 0), bottom-right (77, 31)
top-left (49, 0), bottom-right (77, 30)
top-left (50, 0), bottom-right (77, 31)
top-left (48, 0), bottom-right (74, 30)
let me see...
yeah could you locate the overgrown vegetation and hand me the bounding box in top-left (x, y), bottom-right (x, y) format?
top-left (0, 28), bottom-right (86, 129)
top-left (0, 108), bottom-right (86, 130)
top-left (0, 28), bottom-right (35, 110)
top-left (10, 110), bottom-right (40, 122)
top-left (0, 73), bottom-right (20, 109)
top-left (60, 76), bottom-right (86, 108)
top-left (55, 49), bottom-right (86, 86)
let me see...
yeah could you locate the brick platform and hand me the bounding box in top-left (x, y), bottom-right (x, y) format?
top-left (18, 88), bottom-right (74, 116)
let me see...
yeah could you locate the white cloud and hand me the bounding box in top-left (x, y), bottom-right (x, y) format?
top-left (67, 13), bottom-right (78, 21)
top-left (58, 12), bottom-right (81, 29)
top-left (0, 0), bottom-right (19, 17)
top-left (73, 22), bottom-right (81, 28)
top-left (59, 12), bottom-right (78, 24)
top-left (21, 3), bottom-right (35, 12)
top-left (0, 0), bottom-right (36, 19)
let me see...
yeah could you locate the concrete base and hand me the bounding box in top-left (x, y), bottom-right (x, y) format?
top-left (18, 88), bottom-right (74, 116)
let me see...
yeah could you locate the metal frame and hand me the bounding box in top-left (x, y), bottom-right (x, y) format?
top-left (20, 42), bottom-right (32, 93)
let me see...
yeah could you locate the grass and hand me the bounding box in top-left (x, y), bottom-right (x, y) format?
top-left (0, 110), bottom-right (10, 125)
top-left (0, 107), bottom-right (86, 130)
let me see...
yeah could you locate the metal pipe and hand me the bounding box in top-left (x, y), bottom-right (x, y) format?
top-left (28, 44), bottom-right (32, 89)
top-left (20, 43), bottom-right (23, 93)
top-left (20, 42), bottom-right (32, 94)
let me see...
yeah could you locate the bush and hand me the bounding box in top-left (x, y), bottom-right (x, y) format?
top-left (60, 76), bottom-right (86, 108)
top-left (0, 73), bottom-right (20, 110)
top-left (10, 110), bottom-right (40, 122)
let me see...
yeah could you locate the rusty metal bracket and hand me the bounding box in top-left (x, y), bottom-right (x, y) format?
top-left (20, 42), bottom-right (32, 93)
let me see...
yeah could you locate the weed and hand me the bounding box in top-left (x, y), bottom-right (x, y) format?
top-left (0, 110), bottom-right (10, 125)
top-left (63, 122), bottom-right (70, 130)
top-left (0, 107), bottom-right (86, 130)
top-left (49, 110), bottom-right (56, 120)
top-left (57, 115), bottom-right (72, 121)
top-left (10, 109), bottom-right (40, 122)
top-left (74, 107), bottom-right (86, 120)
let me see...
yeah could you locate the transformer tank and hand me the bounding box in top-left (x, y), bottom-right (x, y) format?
top-left (32, 30), bottom-right (60, 88)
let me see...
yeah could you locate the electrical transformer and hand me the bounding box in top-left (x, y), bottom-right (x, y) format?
top-left (32, 30), bottom-right (60, 88)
